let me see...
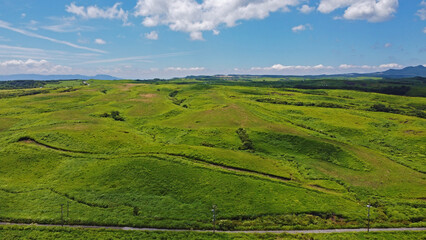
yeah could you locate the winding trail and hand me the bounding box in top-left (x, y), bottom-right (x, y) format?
top-left (0, 222), bottom-right (425, 234)
top-left (19, 138), bottom-right (292, 183)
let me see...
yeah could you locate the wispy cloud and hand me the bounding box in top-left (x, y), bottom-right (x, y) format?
top-left (66, 2), bottom-right (130, 26)
top-left (292, 24), bottom-right (312, 33)
top-left (0, 44), bottom-right (101, 62)
top-left (417, 0), bottom-right (426, 20)
top-left (94, 38), bottom-right (106, 45)
top-left (0, 44), bottom-right (45, 53)
top-left (25, 20), bottom-right (39, 31)
top-left (80, 52), bottom-right (190, 65)
top-left (0, 20), bottom-right (106, 53)
top-left (145, 31), bottom-right (158, 40)
top-left (42, 16), bottom-right (93, 33)
top-left (0, 36), bottom-right (10, 42)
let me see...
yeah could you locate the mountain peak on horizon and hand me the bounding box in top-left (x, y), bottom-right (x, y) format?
top-left (379, 65), bottom-right (426, 77)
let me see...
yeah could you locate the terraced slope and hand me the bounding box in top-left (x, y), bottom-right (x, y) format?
top-left (0, 80), bottom-right (424, 230)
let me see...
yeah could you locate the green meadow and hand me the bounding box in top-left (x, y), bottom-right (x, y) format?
top-left (0, 79), bottom-right (424, 230)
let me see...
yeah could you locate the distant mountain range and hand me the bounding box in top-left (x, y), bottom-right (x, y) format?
top-left (206, 65), bottom-right (426, 79)
top-left (321, 65), bottom-right (426, 78)
top-left (0, 65), bottom-right (425, 81)
top-left (0, 74), bottom-right (121, 81)
top-left (373, 65), bottom-right (426, 78)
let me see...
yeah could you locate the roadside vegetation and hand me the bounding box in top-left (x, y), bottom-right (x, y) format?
top-left (0, 78), bottom-right (424, 231)
top-left (0, 225), bottom-right (424, 240)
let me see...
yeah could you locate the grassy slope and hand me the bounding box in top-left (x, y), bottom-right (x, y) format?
top-left (0, 80), bottom-right (424, 230)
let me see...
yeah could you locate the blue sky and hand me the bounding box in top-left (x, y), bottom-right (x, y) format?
top-left (0, 0), bottom-right (425, 79)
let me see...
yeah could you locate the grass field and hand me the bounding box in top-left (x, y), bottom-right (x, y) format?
top-left (0, 79), bottom-right (424, 230)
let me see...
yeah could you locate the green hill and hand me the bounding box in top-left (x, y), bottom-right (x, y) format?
top-left (0, 79), bottom-right (424, 230)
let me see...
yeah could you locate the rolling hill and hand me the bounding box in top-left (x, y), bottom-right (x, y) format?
top-left (0, 78), bottom-right (424, 231)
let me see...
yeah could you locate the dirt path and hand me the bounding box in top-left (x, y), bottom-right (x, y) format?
top-left (0, 222), bottom-right (424, 234)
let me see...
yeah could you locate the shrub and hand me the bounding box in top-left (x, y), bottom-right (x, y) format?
top-left (100, 112), bottom-right (110, 118)
top-left (370, 104), bottom-right (399, 113)
top-left (169, 90), bottom-right (179, 97)
top-left (236, 128), bottom-right (254, 150)
top-left (100, 111), bottom-right (125, 121)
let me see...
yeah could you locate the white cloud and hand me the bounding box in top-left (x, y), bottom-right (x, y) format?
top-left (417, 1), bottom-right (426, 20)
top-left (166, 67), bottom-right (205, 71)
top-left (0, 59), bottom-right (72, 74)
top-left (134, 0), bottom-right (299, 40)
top-left (318, 0), bottom-right (398, 22)
top-left (423, 27), bottom-right (426, 33)
top-left (252, 64), bottom-right (333, 71)
top-left (190, 32), bottom-right (204, 41)
top-left (292, 24), bottom-right (312, 32)
top-left (66, 2), bottom-right (130, 25)
top-left (339, 64), bottom-right (373, 69)
top-left (338, 64), bottom-right (354, 69)
top-left (248, 64), bottom-right (335, 75)
top-left (384, 43), bottom-right (392, 48)
top-left (318, 0), bottom-right (351, 13)
top-left (298, 4), bottom-right (315, 14)
top-left (248, 63), bottom-right (404, 75)
top-left (145, 31), bottom-right (158, 40)
top-left (339, 63), bottom-right (403, 70)
top-left (0, 20), bottom-right (106, 53)
top-left (94, 38), bottom-right (106, 45)
top-left (21, 13), bottom-right (26, 18)
top-left (0, 59), bottom-right (47, 67)
top-left (378, 63), bottom-right (403, 68)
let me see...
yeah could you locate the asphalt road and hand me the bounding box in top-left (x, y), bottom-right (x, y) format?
top-left (1, 222), bottom-right (425, 234)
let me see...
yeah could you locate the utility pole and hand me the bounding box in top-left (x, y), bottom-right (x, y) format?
top-left (367, 204), bottom-right (371, 232)
top-left (61, 204), bottom-right (64, 226)
top-left (212, 205), bottom-right (217, 233)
